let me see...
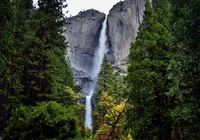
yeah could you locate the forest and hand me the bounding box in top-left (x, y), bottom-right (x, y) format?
top-left (0, 0), bottom-right (200, 140)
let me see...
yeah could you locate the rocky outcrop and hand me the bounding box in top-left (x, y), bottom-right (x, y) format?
top-left (64, 9), bottom-right (106, 75)
top-left (112, 57), bottom-right (128, 76)
top-left (72, 68), bottom-right (93, 94)
top-left (107, 0), bottom-right (146, 63)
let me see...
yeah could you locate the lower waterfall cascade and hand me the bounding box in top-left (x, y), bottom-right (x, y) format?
top-left (85, 15), bottom-right (108, 130)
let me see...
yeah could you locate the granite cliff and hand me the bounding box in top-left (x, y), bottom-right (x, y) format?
top-left (64, 0), bottom-right (146, 90)
top-left (107, 0), bottom-right (145, 63)
top-left (64, 9), bottom-right (105, 92)
top-left (64, 9), bottom-right (106, 75)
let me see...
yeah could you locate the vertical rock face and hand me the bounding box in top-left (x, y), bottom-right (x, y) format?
top-left (64, 0), bottom-right (146, 90)
top-left (107, 0), bottom-right (146, 63)
top-left (64, 10), bottom-right (105, 75)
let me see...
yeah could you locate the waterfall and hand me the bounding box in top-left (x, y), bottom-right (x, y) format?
top-left (85, 16), bottom-right (108, 130)
top-left (91, 16), bottom-right (108, 78)
top-left (85, 89), bottom-right (93, 129)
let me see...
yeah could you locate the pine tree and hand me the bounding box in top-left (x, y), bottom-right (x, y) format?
top-left (168, 0), bottom-right (200, 139)
top-left (126, 1), bottom-right (172, 139)
top-left (21, 0), bottom-right (73, 105)
top-left (114, 76), bottom-right (127, 100)
top-left (0, 0), bottom-right (34, 133)
top-left (96, 55), bottom-right (115, 98)
top-left (0, 0), bottom-right (14, 134)
top-left (0, 0), bottom-right (76, 135)
top-left (152, 0), bottom-right (171, 28)
top-left (93, 55), bottom-right (115, 132)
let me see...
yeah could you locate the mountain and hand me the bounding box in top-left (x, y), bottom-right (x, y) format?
top-left (107, 0), bottom-right (145, 63)
top-left (64, 0), bottom-right (146, 91)
top-left (64, 9), bottom-right (105, 75)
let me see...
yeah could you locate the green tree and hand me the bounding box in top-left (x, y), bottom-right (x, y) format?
top-left (50, 47), bottom-right (74, 102)
top-left (4, 101), bottom-right (78, 140)
top-left (21, 0), bottom-right (73, 105)
top-left (0, 0), bottom-right (34, 133)
top-left (94, 91), bottom-right (128, 140)
top-left (94, 57), bottom-right (129, 139)
top-left (93, 55), bottom-right (115, 132)
top-left (152, 0), bottom-right (171, 28)
top-left (96, 55), bottom-right (115, 98)
top-left (114, 76), bottom-right (127, 100)
top-left (0, 0), bottom-right (77, 135)
top-left (0, 0), bottom-right (14, 133)
top-left (168, 0), bottom-right (200, 139)
top-left (126, 1), bottom-right (172, 139)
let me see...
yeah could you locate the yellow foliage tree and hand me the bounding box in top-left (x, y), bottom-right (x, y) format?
top-left (94, 91), bottom-right (131, 140)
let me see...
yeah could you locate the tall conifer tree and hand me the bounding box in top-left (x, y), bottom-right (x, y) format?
top-left (169, 0), bottom-right (200, 139)
top-left (21, 0), bottom-right (74, 105)
top-left (126, 1), bottom-right (172, 139)
top-left (94, 55), bottom-right (115, 132)
top-left (0, 0), bottom-right (34, 133)
top-left (96, 55), bottom-right (115, 97)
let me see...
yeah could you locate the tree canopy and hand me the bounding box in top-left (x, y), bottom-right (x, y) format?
top-left (1, 0), bottom-right (200, 139)
top-left (4, 101), bottom-right (78, 140)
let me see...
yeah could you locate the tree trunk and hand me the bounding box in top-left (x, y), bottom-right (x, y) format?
top-left (38, 27), bottom-right (46, 103)
top-left (38, 48), bottom-right (44, 103)
top-left (174, 126), bottom-right (182, 140)
top-left (1, 82), bottom-right (10, 133)
top-left (111, 123), bottom-right (116, 140)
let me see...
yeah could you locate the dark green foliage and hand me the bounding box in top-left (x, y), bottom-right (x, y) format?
top-left (168, 0), bottom-right (200, 139)
top-left (0, 0), bottom-right (78, 136)
top-left (1, 0), bottom-right (200, 139)
top-left (50, 47), bottom-right (74, 101)
top-left (93, 55), bottom-right (116, 132)
top-left (126, 1), bottom-right (172, 139)
top-left (114, 76), bottom-right (127, 100)
top-left (96, 55), bottom-right (115, 97)
top-left (4, 101), bottom-right (78, 140)
top-left (20, 0), bottom-right (69, 104)
top-left (93, 56), bottom-right (129, 139)
top-left (0, 0), bottom-right (34, 133)
top-left (21, 7), bottom-right (74, 104)
top-left (126, 0), bottom-right (200, 139)
top-left (152, 0), bottom-right (172, 28)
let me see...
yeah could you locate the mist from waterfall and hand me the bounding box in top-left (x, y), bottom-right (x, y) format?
top-left (85, 16), bottom-right (108, 130)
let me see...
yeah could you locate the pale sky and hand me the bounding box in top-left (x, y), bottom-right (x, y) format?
top-left (33, 0), bottom-right (123, 17)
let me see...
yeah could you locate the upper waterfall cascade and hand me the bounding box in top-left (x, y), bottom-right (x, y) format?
top-left (85, 16), bottom-right (108, 130)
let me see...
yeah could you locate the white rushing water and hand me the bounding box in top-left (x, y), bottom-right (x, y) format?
top-left (91, 16), bottom-right (108, 78)
top-left (85, 16), bottom-right (108, 130)
top-left (85, 89), bottom-right (93, 129)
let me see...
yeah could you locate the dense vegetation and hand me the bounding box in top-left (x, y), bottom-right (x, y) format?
top-left (126, 0), bottom-right (200, 139)
top-left (93, 56), bottom-right (129, 139)
top-left (93, 0), bottom-right (200, 139)
top-left (0, 0), bottom-right (200, 140)
top-left (0, 0), bottom-right (86, 139)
